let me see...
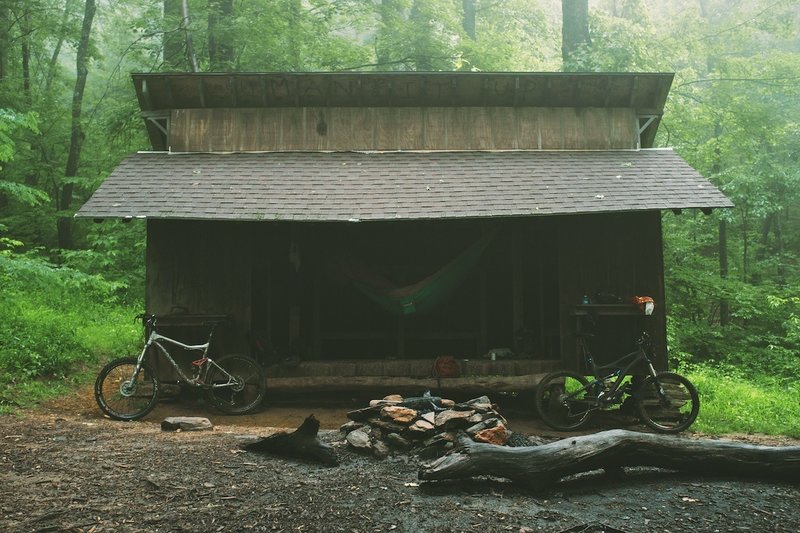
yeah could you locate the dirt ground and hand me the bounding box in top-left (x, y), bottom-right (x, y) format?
top-left (1, 386), bottom-right (799, 533)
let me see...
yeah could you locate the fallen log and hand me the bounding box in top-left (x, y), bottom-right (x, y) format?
top-left (418, 429), bottom-right (800, 490)
top-left (243, 415), bottom-right (338, 466)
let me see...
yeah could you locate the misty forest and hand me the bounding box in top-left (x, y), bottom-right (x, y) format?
top-left (1, 0), bottom-right (799, 436)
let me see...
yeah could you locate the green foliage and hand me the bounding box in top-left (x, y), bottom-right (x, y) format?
top-left (685, 364), bottom-right (800, 438)
top-left (0, 253), bottom-right (140, 407)
top-left (566, 8), bottom-right (661, 72)
top-left (458, 0), bottom-right (557, 71)
top-left (650, 0), bottom-right (800, 390)
top-left (60, 220), bottom-right (146, 302)
top-left (0, 109), bottom-right (39, 166)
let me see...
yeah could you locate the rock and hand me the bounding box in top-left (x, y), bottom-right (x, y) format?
top-left (474, 421), bottom-right (509, 445)
top-left (456, 396), bottom-right (493, 412)
top-left (434, 409), bottom-right (475, 428)
top-left (369, 399), bottom-right (401, 408)
top-left (373, 440), bottom-right (391, 459)
top-left (420, 412), bottom-right (436, 425)
top-left (345, 428), bottom-right (372, 450)
top-left (407, 419), bottom-right (435, 435)
top-left (440, 399), bottom-right (455, 408)
top-left (160, 417), bottom-right (213, 432)
top-left (368, 418), bottom-right (408, 435)
top-left (383, 394), bottom-right (404, 402)
top-left (466, 417), bottom-right (498, 436)
top-left (385, 433), bottom-right (412, 450)
top-left (466, 413), bottom-right (485, 424)
top-left (423, 431), bottom-right (456, 448)
top-left (339, 420), bottom-right (364, 434)
top-left (381, 406), bottom-right (418, 424)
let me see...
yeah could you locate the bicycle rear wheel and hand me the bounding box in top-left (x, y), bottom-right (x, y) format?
top-left (205, 354), bottom-right (266, 415)
top-left (535, 370), bottom-right (595, 431)
top-left (95, 357), bottom-right (160, 421)
top-left (636, 371), bottom-right (699, 433)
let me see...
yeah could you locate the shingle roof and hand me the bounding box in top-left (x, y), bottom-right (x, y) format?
top-left (76, 149), bottom-right (732, 222)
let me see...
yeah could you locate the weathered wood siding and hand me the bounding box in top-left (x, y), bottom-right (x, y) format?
top-left (146, 219), bottom-right (253, 369)
top-left (557, 211), bottom-right (667, 370)
top-left (168, 107), bottom-right (639, 152)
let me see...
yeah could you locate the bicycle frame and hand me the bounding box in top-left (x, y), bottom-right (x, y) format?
top-left (130, 322), bottom-right (239, 390)
top-left (577, 333), bottom-right (660, 403)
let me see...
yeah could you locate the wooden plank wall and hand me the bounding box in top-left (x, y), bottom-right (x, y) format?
top-left (556, 212), bottom-right (667, 371)
top-left (169, 107), bottom-right (639, 152)
top-left (146, 220), bottom-right (253, 367)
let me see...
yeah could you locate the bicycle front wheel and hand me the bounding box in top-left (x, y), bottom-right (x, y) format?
top-left (636, 371), bottom-right (699, 433)
top-left (535, 370), bottom-right (595, 431)
top-left (95, 357), bottom-right (160, 421)
top-left (205, 354), bottom-right (266, 415)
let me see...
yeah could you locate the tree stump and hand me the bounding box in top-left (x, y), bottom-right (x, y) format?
top-left (243, 415), bottom-right (338, 466)
top-left (418, 429), bottom-right (800, 490)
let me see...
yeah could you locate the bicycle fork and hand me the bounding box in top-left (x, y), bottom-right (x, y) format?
top-left (644, 361), bottom-right (670, 407)
top-left (119, 339), bottom-right (155, 396)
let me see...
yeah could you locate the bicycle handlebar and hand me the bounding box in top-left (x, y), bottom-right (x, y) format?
top-left (135, 313), bottom-right (231, 328)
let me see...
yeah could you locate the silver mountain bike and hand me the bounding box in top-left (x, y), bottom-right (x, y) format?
top-left (95, 314), bottom-right (266, 420)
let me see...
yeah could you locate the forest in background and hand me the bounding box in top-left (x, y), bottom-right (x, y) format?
top-left (0, 0), bottom-right (798, 432)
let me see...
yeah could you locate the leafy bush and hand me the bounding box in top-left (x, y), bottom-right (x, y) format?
top-left (0, 253), bottom-right (140, 408)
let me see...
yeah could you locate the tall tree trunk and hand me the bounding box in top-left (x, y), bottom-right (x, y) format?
top-left (741, 210), bottom-right (749, 282)
top-left (376, 0), bottom-right (402, 69)
top-left (208, 0), bottom-right (234, 70)
top-left (163, 0), bottom-right (186, 70)
top-left (0, 3), bottom-right (8, 83)
top-left (181, 0), bottom-right (199, 72)
top-left (775, 211), bottom-right (785, 284)
top-left (718, 219), bottom-right (730, 326)
top-left (410, 0), bottom-right (432, 70)
top-left (462, 0), bottom-right (476, 40)
top-left (711, 120), bottom-right (729, 326)
top-left (700, 0), bottom-right (728, 325)
top-left (21, 8), bottom-right (30, 103)
top-left (561, 0), bottom-right (590, 70)
top-left (57, 0), bottom-right (96, 250)
top-left (287, 0), bottom-right (302, 70)
top-left (46, 0), bottom-right (76, 91)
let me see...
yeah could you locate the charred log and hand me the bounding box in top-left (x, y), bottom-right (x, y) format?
top-left (244, 415), bottom-right (337, 466)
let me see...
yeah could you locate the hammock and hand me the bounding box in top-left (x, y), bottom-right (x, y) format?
top-left (331, 232), bottom-right (494, 317)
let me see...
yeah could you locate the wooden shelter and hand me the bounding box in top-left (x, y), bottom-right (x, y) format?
top-left (77, 72), bottom-right (732, 395)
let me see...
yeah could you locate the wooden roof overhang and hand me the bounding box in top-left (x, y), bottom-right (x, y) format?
top-left (133, 72), bottom-right (674, 150)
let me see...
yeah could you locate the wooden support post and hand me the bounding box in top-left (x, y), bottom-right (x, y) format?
top-left (397, 317), bottom-right (405, 358)
top-left (511, 225), bottom-right (524, 342)
top-left (313, 266), bottom-right (321, 358)
top-left (266, 256), bottom-right (273, 358)
top-left (479, 266), bottom-right (487, 355)
top-left (288, 239), bottom-right (301, 348)
top-left (479, 225), bottom-right (489, 355)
